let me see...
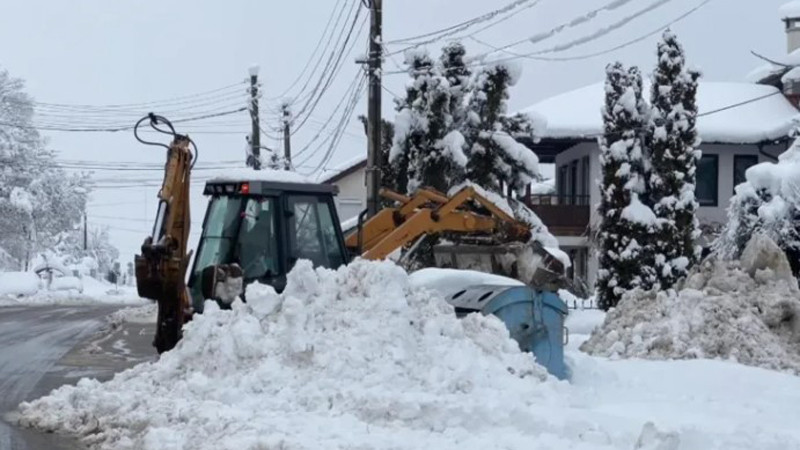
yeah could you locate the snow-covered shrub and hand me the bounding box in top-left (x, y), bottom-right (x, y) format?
top-left (715, 135), bottom-right (800, 279)
top-left (596, 63), bottom-right (657, 310)
top-left (647, 30), bottom-right (702, 287)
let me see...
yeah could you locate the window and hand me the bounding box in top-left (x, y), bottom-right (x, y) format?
top-left (288, 196), bottom-right (346, 269)
top-left (236, 198), bottom-right (279, 280)
top-left (558, 165), bottom-right (567, 204)
top-left (580, 156), bottom-right (590, 199)
top-left (695, 154), bottom-right (719, 207)
top-left (733, 155), bottom-right (759, 193)
top-left (570, 161), bottom-right (578, 205)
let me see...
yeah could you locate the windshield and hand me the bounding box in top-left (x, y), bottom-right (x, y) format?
top-left (190, 196), bottom-right (278, 310)
top-left (236, 197), bottom-right (278, 279)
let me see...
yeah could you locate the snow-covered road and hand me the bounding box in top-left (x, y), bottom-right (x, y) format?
top-left (0, 304), bottom-right (136, 450)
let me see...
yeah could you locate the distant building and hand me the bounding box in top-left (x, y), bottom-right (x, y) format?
top-left (319, 156), bottom-right (367, 222)
top-left (519, 80), bottom-right (798, 289)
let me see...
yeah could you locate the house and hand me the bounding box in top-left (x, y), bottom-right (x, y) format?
top-left (319, 156), bottom-right (367, 222)
top-left (519, 7), bottom-right (800, 290)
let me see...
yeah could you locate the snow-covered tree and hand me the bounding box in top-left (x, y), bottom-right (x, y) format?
top-left (463, 60), bottom-right (540, 194)
top-left (390, 49), bottom-right (466, 194)
top-left (715, 132), bottom-right (800, 279)
top-left (440, 42), bottom-right (471, 129)
top-left (596, 63), bottom-right (658, 310)
top-left (0, 67), bottom-right (90, 269)
top-left (55, 225), bottom-right (120, 277)
top-left (647, 30), bottom-right (702, 288)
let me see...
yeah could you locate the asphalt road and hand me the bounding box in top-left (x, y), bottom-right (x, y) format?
top-left (0, 304), bottom-right (155, 450)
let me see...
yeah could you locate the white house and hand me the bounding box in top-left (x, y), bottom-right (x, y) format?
top-left (520, 80), bottom-right (798, 290)
top-left (319, 156), bottom-right (367, 223)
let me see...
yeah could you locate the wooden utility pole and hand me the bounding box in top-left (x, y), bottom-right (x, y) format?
top-left (83, 212), bottom-right (88, 251)
top-left (365, 0), bottom-right (383, 217)
top-left (249, 66), bottom-right (261, 170)
top-left (282, 103), bottom-right (292, 170)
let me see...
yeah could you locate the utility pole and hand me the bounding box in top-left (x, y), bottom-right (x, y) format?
top-left (83, 212), bottom-right (88, 251)
top-left (248, 65), bottom-right (261, 170)
top-left (365, 0), bottom-right (383, 217)
top-left (281, 103), bottom-right (292, 170)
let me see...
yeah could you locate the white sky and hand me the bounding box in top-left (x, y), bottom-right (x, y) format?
top-left (0, 0), bottom-right (790, 261)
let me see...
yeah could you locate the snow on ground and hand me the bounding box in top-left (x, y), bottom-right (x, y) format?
top-left (0, 273), bottom-right (146, 306)
top-left (15, 260), bottom-right (800, 449)
top-left (581, 235), bottom-right (800, 375)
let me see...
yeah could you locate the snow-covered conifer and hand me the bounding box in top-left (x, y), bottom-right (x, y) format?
top-left (648, 30), bottom-right (701, 288)
top-left (463, 60), bottom-right (539, 194)
top-left (596, 63), bottom-right (657, 310)
top-left (390, 49), bottom-right (466, 194)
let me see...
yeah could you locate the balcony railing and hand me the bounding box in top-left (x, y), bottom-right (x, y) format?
top-left (524, 194), bottom-right (590, 236)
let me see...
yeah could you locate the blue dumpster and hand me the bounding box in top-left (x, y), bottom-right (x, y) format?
top-left (445, 284), bottom-right (569, 380)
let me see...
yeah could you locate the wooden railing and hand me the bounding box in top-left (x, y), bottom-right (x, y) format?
top-left (524, 195), bottom-right (590, 236)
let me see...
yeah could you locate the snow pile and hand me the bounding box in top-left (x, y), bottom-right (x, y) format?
top-left (17, 260), bottom-right (578, 450)
top-left (0, 271), bottom-right (41, 296)
top-left (0, 273), bottom-right (145, 306)
top-left (581, 235), bottom-right (800, 374)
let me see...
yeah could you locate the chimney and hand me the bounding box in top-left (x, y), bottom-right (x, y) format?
top-left (781, 1), bottom-right (800, 53)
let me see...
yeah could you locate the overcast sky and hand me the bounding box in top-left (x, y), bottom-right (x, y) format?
top-left (0, 0), bottom-right (791, 261)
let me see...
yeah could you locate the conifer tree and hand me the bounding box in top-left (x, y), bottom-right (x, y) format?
top-left (390, 50), bottom-right (466, 194)
top-left (596, 63), bottom-right (658, 310)
top-left (463, 61), bottom-right (539, 194)
top-left (648, 30), bottom-right (701, 288)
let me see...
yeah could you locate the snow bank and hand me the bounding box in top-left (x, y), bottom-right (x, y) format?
top-left (0, 272), bottom-right (41, 297)
top-left (18, 260), bottom-right (577, 450)
top-left (0, 275), bottom-right (145, 307)
top-left (581, 235), bottom-right (800, 375)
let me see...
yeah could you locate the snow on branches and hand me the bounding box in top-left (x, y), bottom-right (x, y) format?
top-left (390, 43), bottom-right (541, 196)
top-left (647, 30), bottom-right (702, 287)
top-left (596, 62), bottom-right (658, 310)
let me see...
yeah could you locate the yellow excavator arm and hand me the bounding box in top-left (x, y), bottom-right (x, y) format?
top-left (133, 114), bottom-right (194, 354)
top-left (345, 186), bottom-right (531, 260)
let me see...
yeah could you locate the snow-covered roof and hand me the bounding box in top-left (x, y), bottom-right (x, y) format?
top-left (522, 81), bottom-right (800, 144)
top-left (780, 1), bottom-right (800, 18)
top-left (318, 155), bottom-right (367, 183)
top-left (746, 48), bottom-right (800, 84)
top-left (207, 168), bottom-right (312, 184)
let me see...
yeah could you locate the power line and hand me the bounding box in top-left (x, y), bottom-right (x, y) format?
top-left (264, 0), bottom-right (348, 101)
top-left (26, 82), bottom-right (247, 110)
top-left (290, 2), bottom-right (367, 135)
top-left (384, 0), bottom-right (537, 50)
top-left (1, 107), bottom-right (247, 133)
top-left (385, 0), bottom-right (710, 76)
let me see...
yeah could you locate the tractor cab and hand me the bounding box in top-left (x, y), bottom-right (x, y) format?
top-left (187, 177), bottom-right (349, 312)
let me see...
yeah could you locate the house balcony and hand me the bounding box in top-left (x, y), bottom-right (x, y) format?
top-left (524, 195), bottom-right (590, 237)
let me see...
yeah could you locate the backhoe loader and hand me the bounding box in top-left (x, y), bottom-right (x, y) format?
top-left (134, 115), bottom-right (565, 354)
